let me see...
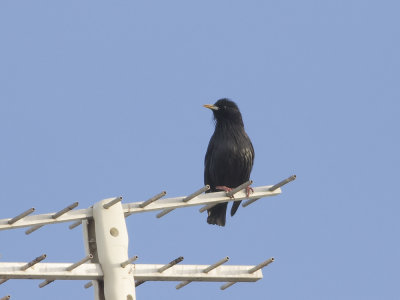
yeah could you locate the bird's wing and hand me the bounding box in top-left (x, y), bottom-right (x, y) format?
top-left (230, 140), bottom-right (254, 216)
top-left (204, 135), bottom-right (215, 189)
top-left (239, 140), bottom-right (254, 180)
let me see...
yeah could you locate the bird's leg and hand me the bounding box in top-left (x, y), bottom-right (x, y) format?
top-left (245, 186), bottom-right (254, 197)
top-left (215, 186), bottom-right (234, 198)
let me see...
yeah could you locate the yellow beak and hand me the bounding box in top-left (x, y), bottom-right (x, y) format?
top-left (203, 104), bottom-right (219, 110)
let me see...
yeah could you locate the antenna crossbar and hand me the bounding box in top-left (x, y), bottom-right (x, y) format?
top-left (0, 183), bottom-right (285, 231)
top-left (0, 262), bottom-right (266, 283)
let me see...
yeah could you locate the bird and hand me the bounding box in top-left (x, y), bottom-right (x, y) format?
top-left (203, 98), bottom-right (255, 226)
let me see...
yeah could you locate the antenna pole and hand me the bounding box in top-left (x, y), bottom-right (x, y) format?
top-left (92, 198), bottom-right (136, 300)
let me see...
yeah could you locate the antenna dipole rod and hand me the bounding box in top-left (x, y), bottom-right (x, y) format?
top-left (227, 180), bottom-right (252, 198)
top-left (0, 296), bottom-right (11, 300)
top-left (121, 255), bottom-right (138, 268)
top-left (52, 202), bottom-right (79, 219)
top-left (269, 175), bottom-right (296, 192)
top-left (176, 280), bottom-right (191, 289)
top-left (66, 254), bottom-right (93, 271)
top-left (248, 257), bottom-right (274, 273)
top-left (69, 220), bottom-right (81, 230)
top-left (139, 191), bottom-right (166, 208)
top-left (25, 224), bottom-right (43, 235)
top-left (183, 185), bottom-right (210, 202)
top-left (84, 281), bottom-right (93, 289)
top-left (8, 208), bottom-right (35, 224)
top-left (243, 176), bottom-right (296, 208)
top-left (199, 203), bottom-right (216, 213)
top-left (156, 208), bottom-right (174, 218)
top-left (220, 282), bottom-right (236, 290)
top-left (158, 256), bottom-right (184, 273)
top-left (157, 186), bottom-right (209, 218)
top-left (241, 197), bottom-right (260, 208)
top-left (103, 197), bottom-right (122, 209)
top-left (20, 254), bottom-right (47, 271)
top-left (39, 280), bottom-right (54, 288)
top-left (203, 256), bottom-right (229, 273)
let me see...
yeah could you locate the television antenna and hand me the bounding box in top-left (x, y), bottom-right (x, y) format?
top-left (0, 175), bottom-right (295, 300)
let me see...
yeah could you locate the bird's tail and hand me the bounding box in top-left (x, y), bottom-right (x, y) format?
top-left (207, 203), bottom-right (227, 226)
top-left (230, 200), bottom-right (242, 216)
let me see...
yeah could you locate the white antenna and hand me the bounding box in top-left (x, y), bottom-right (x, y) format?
top-left (0, 175), bottom-right (295, 300)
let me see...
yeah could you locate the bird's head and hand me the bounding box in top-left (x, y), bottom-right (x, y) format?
top-left (203, 98), bottom-right (244, 126)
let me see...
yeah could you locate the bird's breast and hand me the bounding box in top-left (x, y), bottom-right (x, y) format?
top-left (205, 130), bottom-right (254, 188)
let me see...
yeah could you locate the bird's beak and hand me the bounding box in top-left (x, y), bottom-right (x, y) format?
top-left (203, 104), bottom-right (219, 111)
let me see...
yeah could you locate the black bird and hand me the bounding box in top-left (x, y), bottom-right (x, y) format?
top-left (203, 99), bottom-right (255, 226)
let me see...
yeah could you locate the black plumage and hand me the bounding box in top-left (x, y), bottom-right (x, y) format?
top-left (204, 99), bottom-right (255, 226)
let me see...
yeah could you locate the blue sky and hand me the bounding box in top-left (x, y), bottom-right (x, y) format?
top-left (1, 1), bottom-right (399, 299)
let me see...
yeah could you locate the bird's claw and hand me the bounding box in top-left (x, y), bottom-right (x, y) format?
top-left (246, 186), bottom-right (254, 198)
top-left (216, 186), bottom-right (234, 198)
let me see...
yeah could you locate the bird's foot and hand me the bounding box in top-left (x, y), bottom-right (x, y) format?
top-left (215, 186), bottom-right (234, 198)
top-left (245, 186), bottom-right (254, 197)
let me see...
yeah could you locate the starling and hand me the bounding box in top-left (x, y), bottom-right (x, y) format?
top-left (203, 99), bottom-right (255, 226)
